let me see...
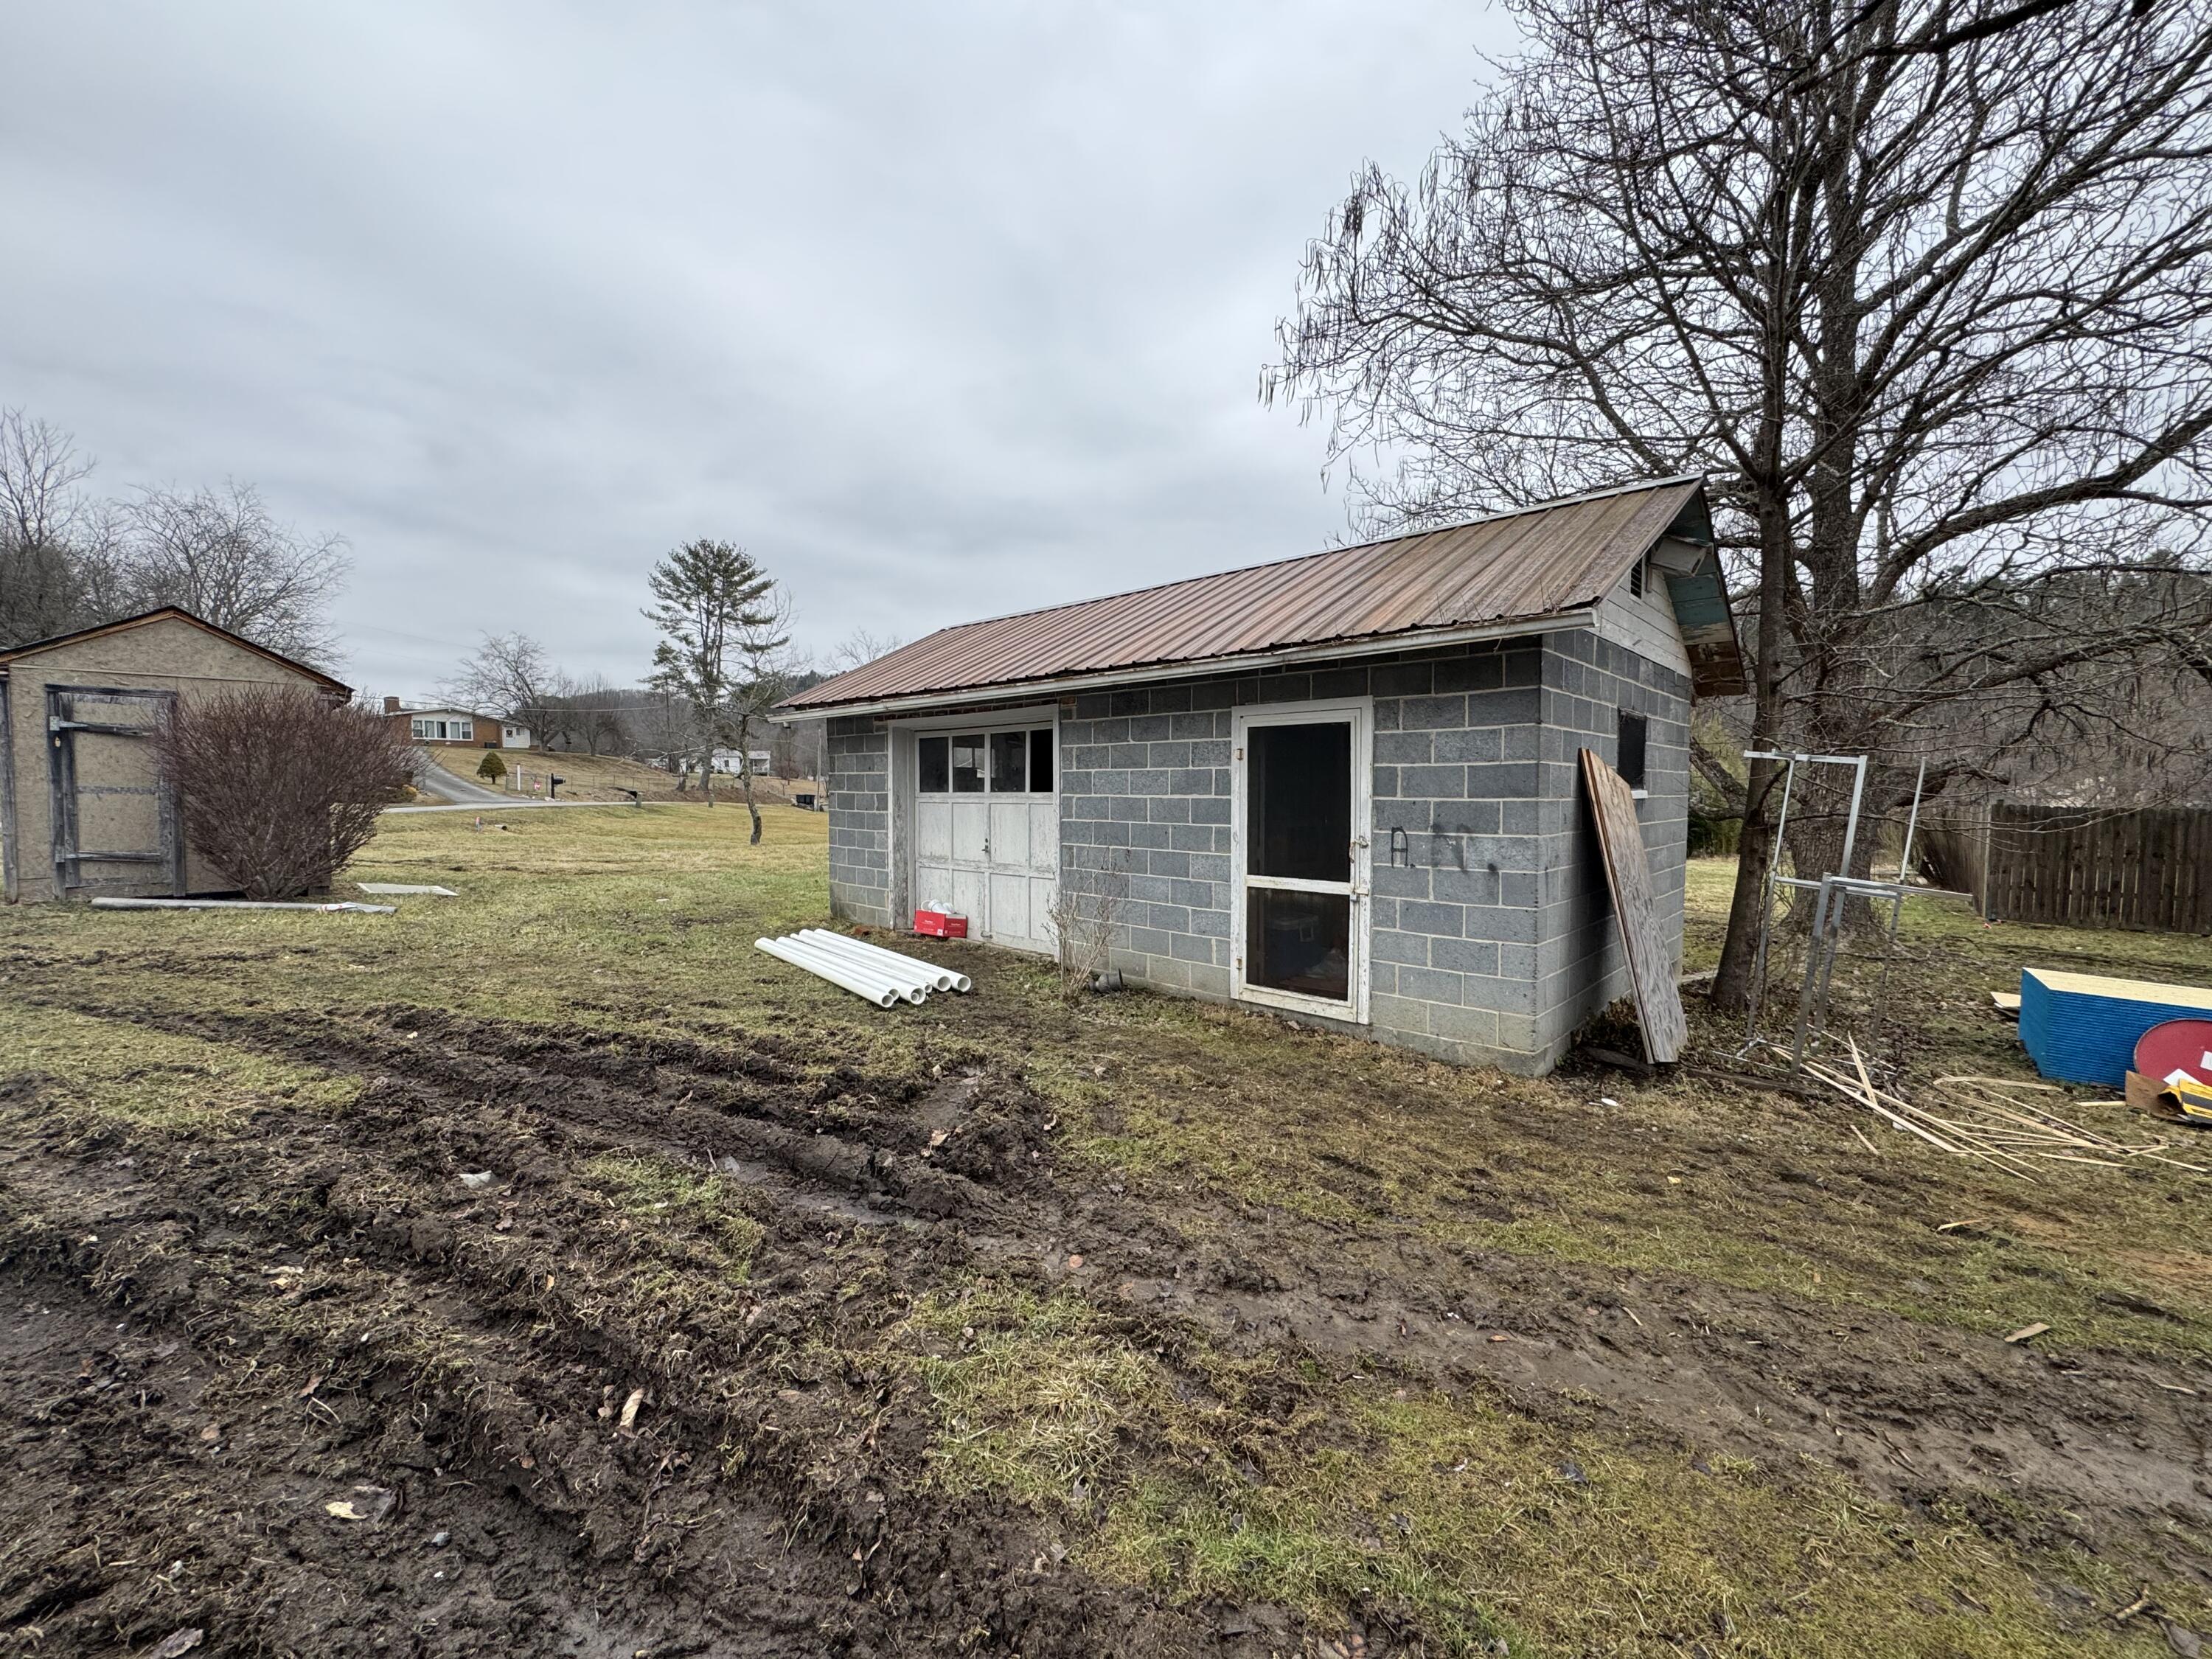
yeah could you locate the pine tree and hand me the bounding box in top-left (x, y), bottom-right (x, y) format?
top-left (643, 539), bottom-right (790, 844)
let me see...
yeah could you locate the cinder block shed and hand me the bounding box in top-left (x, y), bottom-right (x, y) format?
top-left (779, 477), bottom-right (1744, 1074)
top-left (0, 608), bottom-right (352, 904)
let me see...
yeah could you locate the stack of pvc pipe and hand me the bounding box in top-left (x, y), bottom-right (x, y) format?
top-left (754, 930), bottom-right (973, 1007)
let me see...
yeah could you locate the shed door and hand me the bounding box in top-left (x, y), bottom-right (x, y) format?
top-left (911, 723), bottom-right (1058, 954)
top-left (1232, 703), bottom-right (1371, 1022)
top-left (46, 685), bottom-right (184, 900)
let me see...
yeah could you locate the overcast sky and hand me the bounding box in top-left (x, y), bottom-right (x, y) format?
top-left (1, 2), bottom-right (1516, 697)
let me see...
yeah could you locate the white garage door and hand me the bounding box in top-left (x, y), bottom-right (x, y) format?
top-left (911, 723), bottom-right (1058, 955)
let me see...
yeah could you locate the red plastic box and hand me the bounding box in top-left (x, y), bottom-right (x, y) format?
top-left (913, 908), bottom-right (968, 939)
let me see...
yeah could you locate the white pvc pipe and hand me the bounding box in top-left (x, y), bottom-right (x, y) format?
top-left (805, 929), bottom-right (960, 995)
top-left (758, 936), bottom-right (905, 1006)
top-left (793, 931), bottom-right (939, 998)
top-left (763, 935), bottom-right (918, 1004)
top-left (90, 897), bottom-right (397, 914)
top-left (771, 933), bottom-right (926, 1001)
top-left (796, 930), bottom-right (970, 994)
top-left (799, 929), bottom-right (973, 994)
top-left (767, 935), bottom-right (928, 1005)
top-left (792, 938), bottom-right (938, 1000)
top-left (754, 938), bottom-right (900, 1008)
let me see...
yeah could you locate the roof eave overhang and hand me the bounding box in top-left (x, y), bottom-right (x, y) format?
top-left (0, 606), bottom-right (353, 698)
top-left (777, 608), bottom-right (1600, 722)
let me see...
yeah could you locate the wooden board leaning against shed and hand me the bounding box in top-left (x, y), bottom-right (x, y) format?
top-left (1579, 747), bottom-right (1686, 1063)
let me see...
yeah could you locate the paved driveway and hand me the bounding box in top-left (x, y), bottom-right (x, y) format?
top-left (408, 748), bottom-right (509, 804)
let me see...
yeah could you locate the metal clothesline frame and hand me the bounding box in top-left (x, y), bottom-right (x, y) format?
top-left (1740, 750), bottom-right (1867, 1047)
top-left (1739, 751), bottom-right (1962, 1071)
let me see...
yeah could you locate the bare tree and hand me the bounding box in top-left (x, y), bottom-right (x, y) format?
top-left (155, 685), bottom-right (413, 898)
top-left (1270, 0), bottom-right (2212, 1009)
top-left (644, 539), bottom-right (790, 842)
top-left (123, 481), bottom-right (349, 664)
top-left (443, 632), bottom-right (576, 747)
top-left (557, 677), bottom-right (633, 754)
top-left (825, 627), bottom-right (905, 675)
top-left (0, 409), bottom-right (122, 644)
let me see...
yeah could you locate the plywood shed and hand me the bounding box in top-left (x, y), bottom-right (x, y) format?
top-left (0, 608), bottom-right (352, 904)
top-left (779, 477), bottom-right (1745, 1076)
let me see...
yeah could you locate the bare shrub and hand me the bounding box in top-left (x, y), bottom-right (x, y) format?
top-left (156, 686), bottom-right (414, 898)
top-left (1049, 849), bottom-right (1127, 993)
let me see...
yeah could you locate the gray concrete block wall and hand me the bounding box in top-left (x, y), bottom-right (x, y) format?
top-left (825, 716), bottom-right (894, 927)
top-left (1528, 630), bottom-right (1691, 1065)
top-left (1057, 679), bottom-right (1238, 998)
top-left (1365, 640), bottom-right (1548, 1062)
top-left (1058, 630), bottom-right (1689, 1073)
top-left (822, 625), bottom-right (1690, 1074)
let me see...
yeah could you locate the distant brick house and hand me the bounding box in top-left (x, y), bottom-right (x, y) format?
top-left (778, 477), bottom-right (1744, 1077)
top-left (383, 697), bottom-right (531, 749)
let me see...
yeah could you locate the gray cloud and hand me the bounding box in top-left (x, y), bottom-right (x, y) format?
top-left (1, 1), bottom-right (1515, 695)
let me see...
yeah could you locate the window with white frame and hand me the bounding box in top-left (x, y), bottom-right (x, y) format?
top-left (916, 728), bottom-right (1054, 794)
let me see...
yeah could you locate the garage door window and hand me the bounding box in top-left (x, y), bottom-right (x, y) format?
top-left (917, 735), bottom-right (949, 793)
top-left (950, 734), bottom-right (986, 791)
top-left (917, 729), bottom-right (1054, 794)
top-left (990, 731), bottom-right (1027, 792)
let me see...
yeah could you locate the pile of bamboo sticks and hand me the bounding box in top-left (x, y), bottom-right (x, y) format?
top-left (1801, 1039), bottom-right (2209, 1181)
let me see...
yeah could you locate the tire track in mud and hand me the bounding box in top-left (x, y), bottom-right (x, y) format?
top-left (13, 996), bottom-right (2212, 1635)
top-left (218, 999), bottom-right (2208, 1562)
top-left (0, 1012), bottom-right (1242, 1657)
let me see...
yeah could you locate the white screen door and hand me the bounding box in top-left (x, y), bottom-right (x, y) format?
top-left (1231, 701), bottom-right (1370, 1021)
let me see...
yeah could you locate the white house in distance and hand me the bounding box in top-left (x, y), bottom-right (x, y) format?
top-left (383, 697), bottom-right (532, 750)
top-left (709, 748), bottom-right (775, 775)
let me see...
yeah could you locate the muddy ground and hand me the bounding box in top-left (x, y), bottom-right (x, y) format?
top-left (6, 995), bottom-right (2207, 1657)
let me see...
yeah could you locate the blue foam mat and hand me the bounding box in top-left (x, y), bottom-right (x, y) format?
top-left (2018, 969), bottom-right (2212, 1088)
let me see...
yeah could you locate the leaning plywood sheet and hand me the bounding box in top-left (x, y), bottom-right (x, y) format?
top-left (1579, 748), bottom-right (1686, 1063)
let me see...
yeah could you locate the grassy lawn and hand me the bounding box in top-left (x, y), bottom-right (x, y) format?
top-left (1, 810), bottom-right (2207, 1656)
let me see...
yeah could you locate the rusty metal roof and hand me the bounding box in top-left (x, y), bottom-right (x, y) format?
top-left (784, 476), bottom-right (1733, 713)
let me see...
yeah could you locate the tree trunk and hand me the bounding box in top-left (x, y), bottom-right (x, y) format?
top-left (739, 768), bottom-right (762, 844)
top-left (1713, 757), bottom-right (1781, 1013)
top-left (736, 718), bottom-right (763, 844)
top-left (1711, 446), bottom-right (1796, 1012)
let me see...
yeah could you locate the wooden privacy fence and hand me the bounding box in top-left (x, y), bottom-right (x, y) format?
top-left (1920, 804), bottom-right (2212, 933)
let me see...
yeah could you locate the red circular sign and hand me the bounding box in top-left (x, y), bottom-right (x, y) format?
top-left (2135, 1018), bottom-right (2212, 1085)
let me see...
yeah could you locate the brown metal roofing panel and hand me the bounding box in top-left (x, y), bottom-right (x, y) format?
top-left (783, 478), bottom-right (1706, 709)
